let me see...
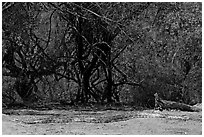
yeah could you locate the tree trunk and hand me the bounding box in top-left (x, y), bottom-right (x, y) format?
top-left (154, 93), bottom-right (201, 112)
top-left (106, 68), bottom-right (113, 103)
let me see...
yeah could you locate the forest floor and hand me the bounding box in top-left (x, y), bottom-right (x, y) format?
top-left (2, 104), bottom-right (202, 135)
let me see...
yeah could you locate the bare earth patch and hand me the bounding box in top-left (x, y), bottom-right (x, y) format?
top-left (2, 108), bottom-right (202, 135)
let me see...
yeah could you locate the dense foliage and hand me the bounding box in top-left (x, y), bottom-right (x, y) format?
top-left (2, 2), bottom-right (202, 107)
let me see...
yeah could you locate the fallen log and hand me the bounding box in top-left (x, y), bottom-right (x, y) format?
top-left (154, 93), bottom-right (202, 112)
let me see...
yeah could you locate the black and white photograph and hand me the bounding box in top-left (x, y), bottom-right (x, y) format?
top-left (2, 2), bottom-right (202, 135)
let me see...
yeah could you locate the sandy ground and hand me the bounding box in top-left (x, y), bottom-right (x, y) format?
top-left (2, 108), bottom-right (202, 135)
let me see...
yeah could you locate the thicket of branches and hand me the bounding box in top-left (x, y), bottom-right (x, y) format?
top-left (2, 2), bottom-right (202, 107)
